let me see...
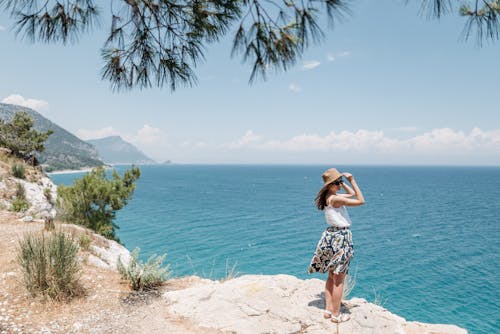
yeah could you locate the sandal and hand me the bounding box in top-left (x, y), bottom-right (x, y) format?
top-left (330, 312), bottom-right (350, 323)
top-left (323, 310), bottom-right (333, 319)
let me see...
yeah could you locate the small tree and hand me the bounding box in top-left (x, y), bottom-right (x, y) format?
top-left (57, 166), bottom-right (141, 241)
top-left (0, 111), bottom-right (53, 160)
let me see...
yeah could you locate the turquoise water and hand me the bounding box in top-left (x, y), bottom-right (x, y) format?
top-left (51, 165), bottom-right (500, 333)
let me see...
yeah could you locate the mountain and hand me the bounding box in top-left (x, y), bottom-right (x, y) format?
top-left (86, 136), bottom-right (156, 164)
top-left (0, 103), bottom-right (103, 171)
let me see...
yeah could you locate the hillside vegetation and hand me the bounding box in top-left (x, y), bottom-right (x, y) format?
top-left (0, 103), bottom-right (103, 172)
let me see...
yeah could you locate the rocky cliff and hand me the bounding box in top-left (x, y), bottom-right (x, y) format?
top-left (164, 274), bottom-right (467, 334)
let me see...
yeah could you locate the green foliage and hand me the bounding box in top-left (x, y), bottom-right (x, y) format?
top-left (1, 1), bottom-right (495, 91)
top-left (11, 162), bottom-right (26, 178)
top-left (78, 234), bottom-right (92, 251)
top-left (10, 182), bottom-right (29, 212)
top-left (117, 248), bottom-right (170, 291)
top-left (0, 111), bottom-right (53, 159)
top-left (43, 187), bottom-right (52, 203)
top-left (11, 197), bottom-right (29, 212)
top-left (56, 166), bottom-right (141, 241)
top-left (15, 181), bottom-right (26, 199)
top-left (17, 231), bottom-right (81, 300)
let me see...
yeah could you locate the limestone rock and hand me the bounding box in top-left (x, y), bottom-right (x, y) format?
top-left (89, 240), bottom-right (131, 272)
top-left (17, 176), bottom-right (57, 219)
top-left (164, 274), bottom-right (468, 334)
top-left (63, 224), bottom-right (131, 272)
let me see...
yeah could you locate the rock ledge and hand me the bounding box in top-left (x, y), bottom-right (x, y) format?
top-left (164, 274), bottom-right (467, 334)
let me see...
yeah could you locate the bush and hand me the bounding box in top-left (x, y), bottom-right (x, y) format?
top-left (17, 231), bottom-right (81, 300)
top-left (11, 163), bottom-right (26, 179)
top-left (43, 187), bottom-right (52, 203)
top-left (10, 183), bottom-right (29, 212)
top-left (117, 248), bottom-right (170, 291)
top-left (343, 271), bottom-right (357, 299)
top-left (11, 197), bottom-right (29, 212)
top-left (78, 234), bottom-right (92, 251)
top-left (57, 166), bottom-right (141, 241)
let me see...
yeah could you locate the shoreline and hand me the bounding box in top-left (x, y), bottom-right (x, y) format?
top-left (46, 167), bottom-right (94, 175)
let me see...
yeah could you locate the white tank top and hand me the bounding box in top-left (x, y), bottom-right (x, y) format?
top-left (325, 205), bottom-right (352, 228)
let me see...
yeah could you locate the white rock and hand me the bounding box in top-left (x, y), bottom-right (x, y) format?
top-left (164, 274), bottom-right (468, 334)
top-left (90, 240), bottom-right (131, 272)
top-left (72, 322), bottom-right (82, 331)
top-left (16, 176), bottom-right (57, 219)
top-left (86, 254), bottom-right (110, 270)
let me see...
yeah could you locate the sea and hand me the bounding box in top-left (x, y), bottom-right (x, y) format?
top-left (50, 165), bottom-right (500, 334)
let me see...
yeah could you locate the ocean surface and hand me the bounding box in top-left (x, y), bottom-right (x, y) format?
top-left (50, 165), bottom-right (500, 334)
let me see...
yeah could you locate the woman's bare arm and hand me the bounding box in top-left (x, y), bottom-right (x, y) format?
top-left (338, 182), bottom-right (355, 198)
top-left (331, 174), bottom-right (365, 207)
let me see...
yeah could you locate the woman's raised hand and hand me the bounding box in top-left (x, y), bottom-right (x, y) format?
top-left (342, 172), bottom-right (353, 181)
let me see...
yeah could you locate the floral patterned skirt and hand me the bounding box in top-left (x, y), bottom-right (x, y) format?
top-left (308, 227), bottom-right (354, 275)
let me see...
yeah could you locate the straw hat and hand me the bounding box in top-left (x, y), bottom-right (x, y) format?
top-left (322, 168), bottom-right (343, 185)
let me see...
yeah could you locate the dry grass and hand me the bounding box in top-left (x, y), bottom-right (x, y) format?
top-left (0, 213), bottom-right (222, 334)
top-left (0, 150), bottom-right (45, 183)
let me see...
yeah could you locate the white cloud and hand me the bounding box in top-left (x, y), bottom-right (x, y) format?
top-left (125, 124), bottom-right (164, 146)
top-left (76, 127), bottom-right (120, 140)
top-left (77, 124), bottom-right (169, 163)
top-left (288, 83), bottom-right (302, 93)
top-left (195, 141), bottom-right (208, 148)
top-left (223, 130), bottom-right (262, 149)
top-left (2, 94), bottom-right (49, 112)
top-left (221, 128), bottom-right (500, 157)
top-left (326, 51), bottom-right (351, 62)
top-left (410, 128), bottom-right (500, 153)
top-left (255, 130), bottom-right (405, 152)
top-left (301, 60), bottom-right (321, 70)
top-left (337, 51), bottom-right (351, 57)
top-left (76, 124), bottom-right (165, 146)
top-left (0, 25), bottom-right (5, 31)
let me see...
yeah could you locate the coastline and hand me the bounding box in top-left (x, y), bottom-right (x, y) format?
top-left (0, 214), bottom-right (468, 334)
top-left (46, 167), bottom-right (94, 175)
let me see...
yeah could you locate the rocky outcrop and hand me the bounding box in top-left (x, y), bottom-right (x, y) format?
top-left (164, 274), bottom-right (467, 334)
top-left (17, 175), bottom-right (57, 219)
top-left (87, 241), bottom-right (131, 272)
top-left (61, 224), bottom-right (131, 272)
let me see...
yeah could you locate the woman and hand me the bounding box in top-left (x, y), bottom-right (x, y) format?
top-left (308, 168), bottom-right (365, 323)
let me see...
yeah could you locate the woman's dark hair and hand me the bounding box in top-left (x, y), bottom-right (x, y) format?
top-left (315, 183), bottom-right (331, 210)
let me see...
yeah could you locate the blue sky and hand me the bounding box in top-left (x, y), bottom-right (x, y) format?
top-left (1, 0), bottom-right (499, 165)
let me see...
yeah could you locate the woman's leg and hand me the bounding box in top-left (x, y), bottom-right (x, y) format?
top-left (332, 272), bottom-right (346, 316)
top-left (324, 271), bottom-right (335, 316)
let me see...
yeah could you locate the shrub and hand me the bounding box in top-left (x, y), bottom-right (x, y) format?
top-left (14, 182), bottom-right (25, 197)
top-left (117, 248), bottom-right (170, 291)
top-left (17, 231), bottom-right (81, 300)
top-left (43, 187), bottom-right (52, 203)
top-left (78, 234), bottom-right (92, 251)
top-left (57, 166), bottom-right (141, 241)
top-left (221, 259), bottom-right (240, 282)
top-left (11, 197), bottom-right (29, 212)
top-left (11, 163), bottom-right (26, 179)
top-left (343, 270), bottom-right (357, 299)
top-left (10, 183), bottom-right (29, 212)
